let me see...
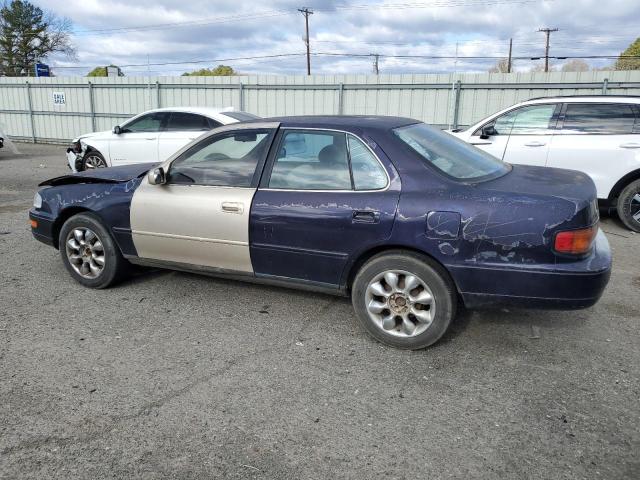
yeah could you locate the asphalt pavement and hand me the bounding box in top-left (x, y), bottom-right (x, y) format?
top-left (1, 143), bottom-right (638, 479)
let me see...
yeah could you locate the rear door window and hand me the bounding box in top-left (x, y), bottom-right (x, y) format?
top-left (167, 112), bottom-right (212, 132)
top-left (561, 103), bottom-right (637, 134)
top-left (268, 131), bottom-right (352, 190)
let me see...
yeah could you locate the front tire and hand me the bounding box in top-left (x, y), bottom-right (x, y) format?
top-left (82, 150), bottom-right (107, 171)
top-left (351, 251), bottom-right (457, 350)
top-left (616, 179), bottom-right (640, 232)
top-left (59, 213), bottom-right (129, 288)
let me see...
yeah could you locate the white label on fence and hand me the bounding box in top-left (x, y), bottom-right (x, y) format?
top-left (52, 92), bottom-right (66, 105)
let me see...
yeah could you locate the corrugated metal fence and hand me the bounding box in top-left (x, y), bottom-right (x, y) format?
top-left (1, 71), bottom-right (640, 144)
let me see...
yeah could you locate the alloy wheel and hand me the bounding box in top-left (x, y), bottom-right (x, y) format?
top-left (65, 227), bottom-right (106, 279)
top-left (364, 269), bottom-right (435, 338)
top-left (84, 154), bottom-right (107, 169)
top-left (629, 193), bottom-right (640, 224)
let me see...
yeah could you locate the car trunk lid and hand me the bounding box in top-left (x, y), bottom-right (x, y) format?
top-left (480, 164), bottom-right (599, 228)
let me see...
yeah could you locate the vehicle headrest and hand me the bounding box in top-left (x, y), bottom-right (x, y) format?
top-left (318, 144), bottom-right (344, 165)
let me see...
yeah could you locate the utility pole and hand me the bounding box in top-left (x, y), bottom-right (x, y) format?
top-left (507, 38), bottom-right (513, 73)
top-left (372, 53), bottom-right (379, 75)
top-left (298, 7), bottom-right (313, 75)
top-left (538, 27), bottom-right (558, 72)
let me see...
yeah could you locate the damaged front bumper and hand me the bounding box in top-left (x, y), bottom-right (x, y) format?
top-left (66, 145), bottom-right (83, 172)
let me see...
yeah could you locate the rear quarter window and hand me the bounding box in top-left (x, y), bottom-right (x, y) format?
top-left (562, 103), bottom-right (637, 134)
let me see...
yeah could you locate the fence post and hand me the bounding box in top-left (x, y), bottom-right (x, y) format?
top-left (88, 82), bottom-right (96, 132)
top-left (338, 83), bottom-right (344, 115)
top-left (156, 81), bottom-right (161, 108)
top-left (25, 81), bottom-right (35, 143)
top-left (452, 80), bottom-right (462, 130)
top-left (602, 78), bottom-right (609, 95)
top-left (238, 81), bottom-right (244, 111)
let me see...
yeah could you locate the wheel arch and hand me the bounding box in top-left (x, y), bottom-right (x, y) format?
top-left (343, 245), bottom-right (460, 295)
top-left (51, 206), bottom-right (95, 249)
top-left (607, 168), bottom-right (640, 204)
top-left (81, 144), bottom-right (109, 169)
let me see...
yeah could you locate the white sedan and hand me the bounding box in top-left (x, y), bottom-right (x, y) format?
top-left (66, 107), bottom-right (259, 172)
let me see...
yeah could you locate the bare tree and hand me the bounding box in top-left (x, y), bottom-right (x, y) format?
top-left (561, 59), bottom-right (590, 72)
top-left (488, 58), bottom-right (510, 73)
top-left (529, 63), bottom-right (556, 73)
top-left (0, 0), bottom-right (75, 76)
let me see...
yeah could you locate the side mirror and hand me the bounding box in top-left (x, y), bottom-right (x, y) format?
top-left (480, 124), bottom-right (497, 139)
top-left (148, 167), bottom-right (166, 185)
top-left (113, 125), bottom-right (122, 135)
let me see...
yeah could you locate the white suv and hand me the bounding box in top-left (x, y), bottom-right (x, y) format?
top-left (66, 107), bottom-right (259, 172)
top-left (450, 96), bottom-right (640, 231)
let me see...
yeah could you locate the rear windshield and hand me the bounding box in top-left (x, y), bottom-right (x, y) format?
top-left (223, 111), bottom-right (261, 122)
top-left (393, 123), bottom-right (510, 181)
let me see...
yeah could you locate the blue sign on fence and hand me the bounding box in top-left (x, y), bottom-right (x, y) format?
top-left (35, 63), bottom-right (50, 77)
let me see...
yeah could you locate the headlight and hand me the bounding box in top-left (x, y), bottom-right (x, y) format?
top-left (70, 140), bottom-right (82, 153)
top-left (33, 191), bottom-right (42, 209)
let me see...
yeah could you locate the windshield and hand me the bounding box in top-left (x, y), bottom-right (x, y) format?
top-left (393, 123), bottom-right (510, 181)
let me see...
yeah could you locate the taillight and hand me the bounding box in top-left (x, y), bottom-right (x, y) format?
top-left (554, 224), bottom-right (598, 255)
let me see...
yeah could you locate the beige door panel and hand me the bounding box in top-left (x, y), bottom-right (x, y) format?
top-left (130, 180), bottom-right (256, 272)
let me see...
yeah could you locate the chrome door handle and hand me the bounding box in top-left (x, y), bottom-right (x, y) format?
top-left (221, 202), bottom-right (244, 214)
top-left (620, 142), bottom-right (640, 149)
top-left (524, 141), bottom-right (546, 147)
top-left (144, 138), bottom-right (156, 140)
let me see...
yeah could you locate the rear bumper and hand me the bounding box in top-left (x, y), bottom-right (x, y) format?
top-left (29, 209), bottom-right (56, 247)
top-left (451, 229), bottom-right (612, 310)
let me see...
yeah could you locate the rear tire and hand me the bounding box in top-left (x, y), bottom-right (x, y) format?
top-left (616, 179), bottom-right (640, 232)
top-left (59, 213), bottom-right (129, 288)
top-left (351, 251), bottom-right (457, 350)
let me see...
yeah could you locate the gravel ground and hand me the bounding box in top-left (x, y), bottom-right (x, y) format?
top-left (1, 142), bottom-right (639, 480)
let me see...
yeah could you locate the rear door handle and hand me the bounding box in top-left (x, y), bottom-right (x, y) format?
top-left (524, 141), bottom-right (546, 147)
top-left (353, 210), bottom-right (380, 224)
top-left (620, 142), bottom-right (640, 149)
top-left (221, 202), bottom-right (244, 214)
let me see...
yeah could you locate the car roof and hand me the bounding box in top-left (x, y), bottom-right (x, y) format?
top-left (145, 106), bottom-right (238, 117)
top-left (525, 95), bottom-right (640, 104)
top-left (462, 95), bottom-right (640, 132)
top-left (257, 115), bottom-right (419, 129)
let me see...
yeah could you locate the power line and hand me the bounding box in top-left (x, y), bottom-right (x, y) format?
top-left (26, 52), bottom-right (640, 72)
top-left (24, 53), bottom-right (307, 70)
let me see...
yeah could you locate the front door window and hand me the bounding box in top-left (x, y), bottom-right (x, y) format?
top-left (168, 129), bottom-right (273, 187)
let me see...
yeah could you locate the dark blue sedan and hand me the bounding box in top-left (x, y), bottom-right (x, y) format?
top-left (29, 116), bottom-right (611, 349)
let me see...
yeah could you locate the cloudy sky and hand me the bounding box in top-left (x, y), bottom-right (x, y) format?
top-left (33, 0), bottom-right (640, 76)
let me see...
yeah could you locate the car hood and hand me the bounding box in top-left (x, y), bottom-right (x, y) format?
top-left (40, 163), bottom-right (157, 187)
top-left (74, 130), bottom-right (112, 142)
